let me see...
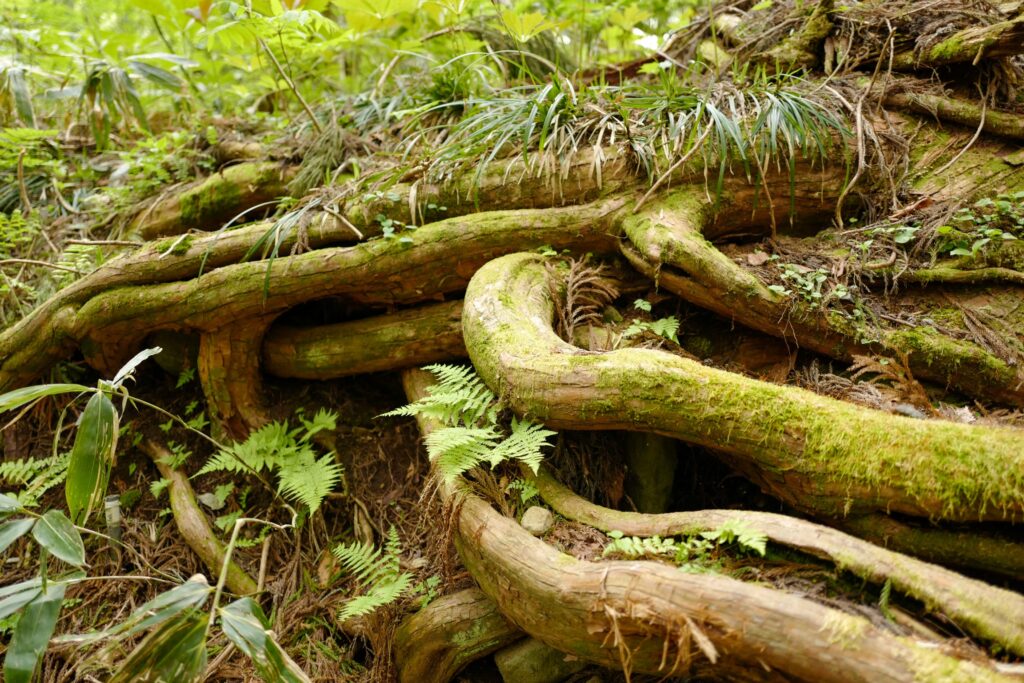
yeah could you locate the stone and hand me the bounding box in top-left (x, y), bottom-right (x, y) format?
top-left (494, 637), bottom-right (587, 683)
top-left (520, 506), bottom-right (554, 536)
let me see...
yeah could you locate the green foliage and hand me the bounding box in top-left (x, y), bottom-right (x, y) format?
top-left (0, 454), bottom-right (68, 508)
top-left (333, 526), bottom-right (414, 620)
top-left (197, 409), bottom-right (342, 513)
top-left (602, 520), bottom-right (768, 572)
top-left (383, 364), bottom-right (555, 482)
top-left (935, 192), bottom-right (1024, 258)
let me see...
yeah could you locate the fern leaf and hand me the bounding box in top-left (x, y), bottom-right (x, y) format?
top-left (424, 426), bottom-right (499, 482)
top-left (337, 573), bottom-right (412, 621)
top-left (487, 418), bottom-right (556, 473)
top-left (277, 453), bottom-right (342, 513)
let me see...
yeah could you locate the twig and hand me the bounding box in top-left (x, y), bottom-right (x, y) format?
top-left (932, 85), bottom-right (989, 177)
top-left (257, 35), bottom-right (322, 134)
top-left (0, 258), bottom-right (82, 275)
top-left (66, 239), bottom-right (140, 247)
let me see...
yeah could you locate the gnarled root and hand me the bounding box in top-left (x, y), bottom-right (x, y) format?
top-left (400, 369), bottom-right (1013, 683)
top-left (532, 466), bottom-right (1024, 655)
top-left (393, 587), bottom-right (521, 683)
top-left (199, 315), bottom-right (276, 440)
top-left (462, 252), bottom-right (1024, 522)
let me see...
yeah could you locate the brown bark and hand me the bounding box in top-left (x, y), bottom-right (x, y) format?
top-left (890, 14), bottom-right (1024, 70)
top-left (461, 252), bottom-right (1024, 522)
top-left (140, 439), bottom-right (257, 596)
top-left (263, 301), bottom-right (465, 380)
top-left (533, 467), bottom-right (1024, 655)
top-left (400, 369), bottom-right (1012, 683)
top-left (393, 587), bottom-right (522, 683)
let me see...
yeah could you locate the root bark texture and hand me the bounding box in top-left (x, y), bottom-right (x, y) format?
top-left (461, 252), bottom-right (1024, 522)
top-left (400, 369), bottom-right (1013, 683)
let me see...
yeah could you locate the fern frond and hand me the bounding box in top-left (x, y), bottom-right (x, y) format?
top-left (424, 426), bottom-right (499, 482)
top-left (0, 454), bottom-right (63, 485)
top-left (337, 573), bottom-right (412, 621)
top-left (276, 452), bottom-right (342, 513)
top-left (197, 422), bottom-right (293, 476)
top-left (381, 363), bottom-right (496, 427)
top-left (487, 418), bottom-right (556, 473)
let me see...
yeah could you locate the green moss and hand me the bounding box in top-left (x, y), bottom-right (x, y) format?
top-left (926, 36), bottom-right (964, 63)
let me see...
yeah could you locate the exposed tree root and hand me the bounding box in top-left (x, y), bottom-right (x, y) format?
top-left (400, 369), bottom-right (1013, 683)
top-left (0, 199), bottom-right (623, 390)
top-left (393, 587), bottom-right (521, 683)
top-left (621, 191), bottom-right (1024, 407)
top-left (839, 514), bottom-right (1024, 581)
top-left (888, 12), bottom-right (1024, 70)
top-left (532, 466), bottom-right (1024, 655)
top-left (139, 439), bottom-right (257, 596)
top-left (263, 301), bottom-right (465, 380)
top-left (199, 315), bottom-right (275, 440)
top-left (128, 162), bottom-right (298, 239)
top-left (462, 252), bottom-right (1024, 521)
top-left (885, 91), bottom-right (1024, 141)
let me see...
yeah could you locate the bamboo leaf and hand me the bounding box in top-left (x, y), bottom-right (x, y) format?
top-left (0, 518), bottom-right (34, 554)
top-left (66, 391), bottom-right (118, 525)
top-left (3, 579), bottom-right (66, 683)
top-left (108, 609), bottom-right (209, 683)
top-left (32, 510), bottom-right (85, 566)
top-left (0, 383), bottom-right (89, 413)
top-left (221, 598), bottom-right (311, 683)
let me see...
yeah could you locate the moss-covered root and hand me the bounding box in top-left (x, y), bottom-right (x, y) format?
top-left (0, 199), bottom-right (624, 392)
top-left (400, 370), bottom-right (1013, 683)
top-left (263, 301), bottom-right (466, 380)
top-left (463, 252), bottom-right (1024, 522)
top-left (533, 467), bottom-right (1024, 656)
top-left (838, 514), bottom-right (1024, 581)
top-left (760, 0), bottom-right (833, 69)
top-left (128, 162), bottom-right (298, 240)
top-left (139, 439), bottom-right (257, 596)
top-left (885, 91), bottom-right (1024, 141)
top-left (890, 12), bottom-right (1024, 70)
top-left (199, 316), bottom-right (275, 441)
top-left (393, 587), bottom-right (522, 683)
top-left (622, 191), bottom-right (1024, 407)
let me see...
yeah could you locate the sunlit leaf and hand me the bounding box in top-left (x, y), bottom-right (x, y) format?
top-left (0, 383), bottom-right (89, 413)
top-left (32, 510), bottom-right (85, 566)
top-left (498, 10), bottom-right (565, 43)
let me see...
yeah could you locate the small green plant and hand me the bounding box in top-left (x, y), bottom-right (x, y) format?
top-left (332, 526), bottom-right (414, 620)
top-left (935, 193), bottom-right (1024, 258)
top-left (602, 520), bottom-right (767, 573)
top-left (382, 364), bottom-right (555, 483)
top-left (197, 409), bottom-right (342, 514)
top-left (622, 298), bottom-right (680, 344)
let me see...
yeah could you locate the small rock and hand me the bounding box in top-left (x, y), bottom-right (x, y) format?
top-left (892, 403), bottom-right (928, 419)
top-left (746, 251), bottom-right (770, 266)
top-left (520, 506), bottom-right (554, 536)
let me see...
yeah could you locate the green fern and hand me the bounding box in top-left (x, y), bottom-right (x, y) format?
top-left (0, 454), bottom-right (68, 507)
top-left (333, 527), bottom-right (414, 620)
top-left (383, 364), bottom-right (555, 483)
top-left (197, 411), bottom-right (341, 514)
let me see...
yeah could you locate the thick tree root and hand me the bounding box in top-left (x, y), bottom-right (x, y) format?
top-left (393, 587), bottom-right (522, 683)
top-left (139, 439), bottom-right (257, 595)
top-left (532, 467), bottom-right (1024, 655)
top-left (0, 199), bottom-right (623, 390)
top-left (462, 252), bottom-right (1024, 522)
top-left (400, 370), bottom-right (1012, 683)
top-left (838, 514), bottom-right (1024, 581)
top-left (128, 162), bottom-right (298, 239)
top-left (621, 191), bottom-right (1024, 407)
top-left (199, 315), bottom-right (275, 440)
top-left (263, 301), bottom-right (465, 380)
top-left (885, 91), bottom-right (1024, 141)
top-left (889, 12), bottom-right (1024, 70)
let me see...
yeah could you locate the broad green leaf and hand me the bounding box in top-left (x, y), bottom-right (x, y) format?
top-left (221, 598), bottom-right (311, 683)
top-left (498, 10), bottom-right (564, 43)
top-left (333, 0), bottom-right (417, 18)
top-left (0, 518), bottom-right (34, 554)
top-left (108, 609), bottom-right (209, 683)
top-left (0, 383), bottom-right (89, 413)
top-left (32, 510), bottom-right (85, 566)
top-left (66, 391), bottom-right (118, 525)
top-left (7, 68), bottom-right (35, 127)
top-left (3, 579), bottom-right (66, 683)
top-left (0, 578), bottom-right (42, 620)
top-left (130, 62), bottom-right (184, 90)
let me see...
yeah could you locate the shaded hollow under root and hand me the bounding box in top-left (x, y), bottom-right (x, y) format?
top-left (400, 369), bottom-right (1013, 683)
top-left (461, 252), bottom-right (1024, 522)
top-left (531, 466), bottom-right (1024, 655)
